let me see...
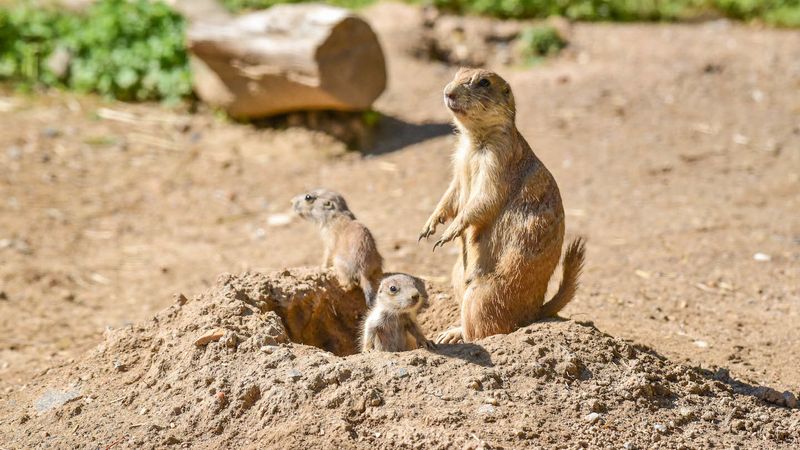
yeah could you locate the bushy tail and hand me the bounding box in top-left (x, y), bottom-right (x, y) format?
top-left (537, 237), bottom-right (586, 319)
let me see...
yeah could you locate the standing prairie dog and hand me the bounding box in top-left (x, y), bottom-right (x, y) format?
top-left (292, 189), bottom-right (383, 306)
top-left (361, 274), bottom-right (434, 352)
top-left (419, 68), bottom-right (586, 343)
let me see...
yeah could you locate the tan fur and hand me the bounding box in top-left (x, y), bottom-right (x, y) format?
top-left (419, 68), bottom-right (587, 343)
top-left (361, 274), bottom-right (434, 352)
top-left (292, 189), bottom-right (383, 306)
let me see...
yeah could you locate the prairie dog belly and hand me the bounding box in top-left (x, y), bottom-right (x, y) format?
top-left (364, 313), bottom-right (406, 352)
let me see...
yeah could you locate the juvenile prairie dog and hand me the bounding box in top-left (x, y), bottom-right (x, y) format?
top-left (419, 68), bottom-right (586, 343)
top-left (292, 188), bottom-right (383, 306)
top-left (361, 274), bottom-right (434, 352)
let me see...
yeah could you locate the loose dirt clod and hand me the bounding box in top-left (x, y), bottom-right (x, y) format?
top-left (194, 328), bottom-right (226, 347)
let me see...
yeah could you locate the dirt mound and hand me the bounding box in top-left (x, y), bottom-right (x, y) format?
top-left (2, 271), bottom-right (798, 449)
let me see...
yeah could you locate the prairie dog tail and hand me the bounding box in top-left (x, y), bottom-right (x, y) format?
top-left (536, 237), bottom-right (586, 319)
top-left (360, 271), bottom-right (381, 307)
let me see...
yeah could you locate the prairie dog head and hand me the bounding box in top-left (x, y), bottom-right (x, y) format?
top-left (292, 188), bottom-right (355, 225)
top-left (443, 68), bottom-right (515, 131)
top-left (374, 274), bottom-right (428, 314)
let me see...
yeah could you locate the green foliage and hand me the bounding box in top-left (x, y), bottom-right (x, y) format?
top-left (0, 6), bottom-right (77, 88)
top-left (428, 0), bottom-right (800, 25)
top-left (428, 0), bottom-right (704, 21)
top-left (222, 0), bottom-right (800, 26)
top-left (222, 0), bottom-right (376, 12)
top-left (0, 0), bottom-right (191, 101)
top-left (713, 0), bottom-right (800, 26)
top-left (517, 24), bottom-right (566, 62)
top-left (361, 109), bottom-right (381, 127)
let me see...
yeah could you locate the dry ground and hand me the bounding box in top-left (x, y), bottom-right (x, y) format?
top-left (0, 2), bottom-right (798, 446)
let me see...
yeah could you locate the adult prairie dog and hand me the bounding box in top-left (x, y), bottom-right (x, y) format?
top-left (419, 68), bottom-right (586, 343)
top-left (292, 188), bottom-right (383, 306)
top-left (361, 274), bottom-right (434, 352)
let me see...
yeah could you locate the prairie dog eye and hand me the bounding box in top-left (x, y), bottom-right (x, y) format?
top-left (304, 194), bottom-right (314, 202)
top-left (477, 78), bottom-right (490, 88)
top-left (389, 285), bottom-right (398, 294)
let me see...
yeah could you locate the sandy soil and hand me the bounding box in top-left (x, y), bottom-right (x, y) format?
top-left (0, 2), bottom-right (798, 447)
top-left (2, 270), bottom-right (798, 449)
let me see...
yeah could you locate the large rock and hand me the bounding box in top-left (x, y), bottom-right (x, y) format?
top-left (187, 3), bottom-right (387, 118)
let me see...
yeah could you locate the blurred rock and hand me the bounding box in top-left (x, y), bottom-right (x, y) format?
top-left (46, 48), bottom-right (71, 80)
top-left (415, 12), bottom-right (523, 67)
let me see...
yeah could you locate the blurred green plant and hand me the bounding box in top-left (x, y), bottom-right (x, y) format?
top-left (517, 24), bottom-right (566, 63)
top-left (0, 0), bottom-right (192, 101)
top-left (0, 5), bottom-right (76, 88)
top-left (361, 109), bottom-right (381, 127)
top-left (224, 0), bottom-right (800, 26)
top-left (713, 0), bottom-right (800, 26)
top-left (428, 0), bottom-right (800, 26)
top-left (429, 0), bottom-right (712, 21)
top-left (222, 0), bottom-right (376, 11)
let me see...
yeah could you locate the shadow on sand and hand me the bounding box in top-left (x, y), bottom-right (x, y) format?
top-left (430, 342), bottom-right (493, 367)
top-left (365, 115), bottom-right (453, 154)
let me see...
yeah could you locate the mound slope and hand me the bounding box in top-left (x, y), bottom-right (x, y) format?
top-left (1, 270), bottom-right (798, 449)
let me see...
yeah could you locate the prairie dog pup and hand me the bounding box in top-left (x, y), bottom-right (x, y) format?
top-left (361, 274), bottom-right (434, 352)
top-left (420, 68), bottom-right (586, 343)
top-left (292, 188), bottom-right (383, 306)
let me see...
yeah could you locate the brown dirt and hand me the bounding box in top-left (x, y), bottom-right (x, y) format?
top-left (0, 2), bottom-right (799, 448)
top-left (3, 270), bottom-right (799, 449)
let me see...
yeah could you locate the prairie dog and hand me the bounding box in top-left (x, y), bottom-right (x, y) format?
top-left (361, 274), bottom-right (434, 352)
top-left (292, 188), bottom-right (383, 306)
top-left (419, 68), bottom-right (586, 343)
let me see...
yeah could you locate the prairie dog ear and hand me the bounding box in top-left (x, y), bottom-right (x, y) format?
top-left (323, 200), bottom-right (335, 210)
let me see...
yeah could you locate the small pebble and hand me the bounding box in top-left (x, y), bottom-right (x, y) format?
top-left (753, 252), bottom-right (771, 262)
top-left (584, 412), bottom-right (601, 424)
top-left (42, 127), bottom-right (61, 139)
top-left (732, 134), bottom-right (749, 145)
top-left (653, 423), bottom-right (667, 433)
top-left (251, 228), bottom-right (267, 240)
top-left (394, 367), bottom-right (409, 379)
top-left (287, 369), bottom-right (302, 381)
top-left (267, 214), bottom-right (292, 227)
top-left (6, 146), bottom-right (22, 160)
top-left (477, 404), bottom-right (495, 415)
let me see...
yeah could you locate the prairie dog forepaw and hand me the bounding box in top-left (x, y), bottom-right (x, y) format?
top-left (418, 214), bottom-right (442, 241)
top-left (419, 339), bottom-right (436, 350)
top-left (432, 220), bottom-right (464, 251)
top-left (436, 327), bottom-right (464, 344)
